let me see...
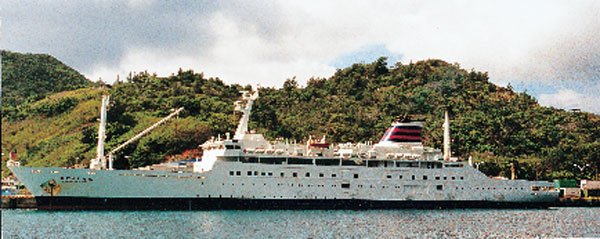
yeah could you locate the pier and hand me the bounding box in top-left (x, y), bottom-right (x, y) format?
top-left (1, 195), bottom-right (36, 209)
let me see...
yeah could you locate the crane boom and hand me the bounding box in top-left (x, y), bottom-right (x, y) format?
top-left (107, 107), bottom-right (184, 169)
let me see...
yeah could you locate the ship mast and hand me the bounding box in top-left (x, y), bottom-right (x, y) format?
top-left (90, 95), bottom-right (110, 170)
top-left (234, 90), bottom-right (259, 140)
top-left (443, 111), bottom-right (451, 161)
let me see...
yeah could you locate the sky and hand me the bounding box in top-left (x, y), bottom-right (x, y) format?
top-left (1, 0), bottom-right (599, 114)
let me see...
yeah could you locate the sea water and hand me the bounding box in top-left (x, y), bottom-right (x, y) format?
top-left (2, 208), bottom-right (599, 238)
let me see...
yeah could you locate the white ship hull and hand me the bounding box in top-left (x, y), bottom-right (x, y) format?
top-left (9, 159), bottom-right (557, 210)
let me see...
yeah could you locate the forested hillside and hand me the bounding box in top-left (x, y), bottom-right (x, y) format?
top-left (2, 52), bottom-right (598, 180)
top-left (1, 50), bottom-right (92, 119)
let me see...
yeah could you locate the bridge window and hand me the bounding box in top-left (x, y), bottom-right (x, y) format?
top-left (261, 158), bottom-right (286, 164)
top-left (317, 158), bottom-right (341, 166)
top-left (288, 158), bottom-right (313, 165)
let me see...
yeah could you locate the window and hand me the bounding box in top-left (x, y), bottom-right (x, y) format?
top-left (319, 173), bottom-right (324, 177)
top-left (236, 171), bottom-right (241, 176)
top-left (399, 175), bottom-right (403, 179)
top-left (332, 174), bottom-right (337, 178)
top-left (247, 171), bottom-right (252, 176)
top-left (341, 183), bottom-right (350, 189)
top-left (367, 161), bottom-right (379, 167)
top-left (267, 172), bottom-right (273, 176)
top-left (288, 158), bottom-right (313, 165)
top-left (317, 158), bottom-right (341, 166)
top-left (229, 171), bottom-right (234, 176)
top-left (411, 175), bottom-right (415, 180)
top-left (280, 172), bottom-right (285, 177)
top-left (354, 174), bottom-right (359, 179)
top-left (305, 172), bottom-right (310, 177)
top-left (386, 175), bottom-right (392, 179)
top-left (261, 172), bottom-right (266, 176)
top-left (437, 185), bottom-right (443, 190)
top-left (260, 157), bottom-right (286, 164)
top-left (293, 172), bottom-right (298, 177)
top-left (443, 177), bottom-right (447, 180)
top-left (451, 176), bottom-right (456, 180)
top-left (460, 177), bottom-right (464, 180)
top-left (435, 176), bottom-right (440, 180)
top-left (423, 175), bottom-right (428, 180)
top-left (254, 171), bottom-right (258, 176)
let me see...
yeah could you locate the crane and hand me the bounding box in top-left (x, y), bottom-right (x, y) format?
top-left (106, 107), bottom-right (185, 170)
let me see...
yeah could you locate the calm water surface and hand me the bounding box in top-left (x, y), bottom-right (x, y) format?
top-left (2, 208), bottom-right (599, 238)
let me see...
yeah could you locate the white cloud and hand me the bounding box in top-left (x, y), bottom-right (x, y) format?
top-left (7, 0), bottom-right (598, 112)
top-left (538, 89), bottom-right (600, 113)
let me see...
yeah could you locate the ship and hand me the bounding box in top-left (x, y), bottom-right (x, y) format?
top-left (8, 90), bottom-right (559, 210)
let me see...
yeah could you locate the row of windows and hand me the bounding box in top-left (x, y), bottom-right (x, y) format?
top-left (118, 173), bottom-right (203, 179)
top-left (230, 171), bottom-right (342, 178)
top-left (229, 170), bottom-right (463, 181)
top-left (206, 195), bottom-right (341, 200)
top-left (213, 181), bottom-right (446, 191)
top-left (223, 156), bottom-right (461, 169)
top-left (208, 179), bottom-right (535, 193)
top-left (208, 180), bottom-right (537, 192)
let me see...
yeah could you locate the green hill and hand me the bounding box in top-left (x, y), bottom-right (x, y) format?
top-left (1, 54), bottom-right (598, 180)
top-left (1, 50), bottom-right (93, 119)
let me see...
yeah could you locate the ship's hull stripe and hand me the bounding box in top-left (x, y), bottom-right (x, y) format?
top-left (34, 197), bottom-right (555, 210)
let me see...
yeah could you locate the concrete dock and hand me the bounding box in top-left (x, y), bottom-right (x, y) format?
top-left (1, 195), bottom-right (36, 209)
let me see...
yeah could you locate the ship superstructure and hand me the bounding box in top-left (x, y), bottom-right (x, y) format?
top-left (8, 90), bottom-right (558, 210)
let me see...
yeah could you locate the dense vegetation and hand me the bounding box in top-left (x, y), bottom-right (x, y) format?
top-left (2, 52), bottom-right (599, 180)
top-left (1, 50), bottom-right (92, 119)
